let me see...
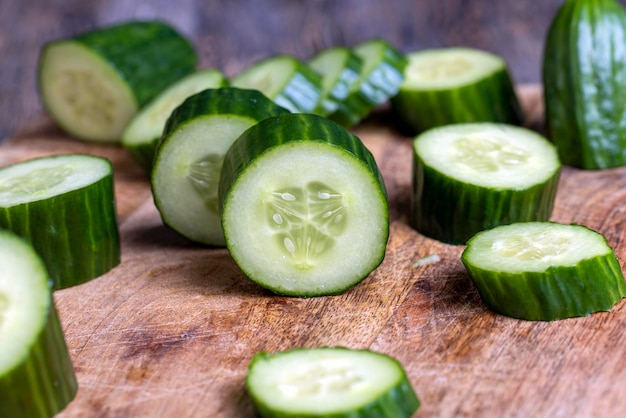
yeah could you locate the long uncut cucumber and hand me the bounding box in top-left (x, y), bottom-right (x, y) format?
top-left (462, 222), bottom-right (626, 321)
top-left (38, 20), bottom-right (197, 143)
top-left (246, 347), bottom-right (420, 418)
top-left (412, 123), bottom-right (561, 245)
top-left (0, 230), bottom-right (77, 417)
top-left (543, 0), bottom-right (626, 169)
top-left (231, 55), bottom-right (323, 113)
top-left (0, 154), bottom-right (120, 289)
top-left (219, 113), bottom-right (389, 297)
top-left (391, 47), bottom-right (523, 134)
top-left (152, 87), bottom-right (289, 246)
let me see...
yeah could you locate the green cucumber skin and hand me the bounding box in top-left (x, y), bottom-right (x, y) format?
top-left (411, 155), bottom-right (560, 245)
top-left (392, 68), bottom-right (523, 134)
top-left (0, 302), bottom-right (77, 417)
top-left (462, 246), bottom-right (626, 321)
top-left (543, 0), bottom-right (626, 169)
top-left (0, 157), bottom-right (120, 290)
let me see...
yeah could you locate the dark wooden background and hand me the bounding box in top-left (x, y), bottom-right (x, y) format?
top-left (0, 0), bottom-right (576, 140)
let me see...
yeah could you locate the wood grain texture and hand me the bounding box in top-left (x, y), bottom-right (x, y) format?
top-left (2, 85), bottom-right (626, 417)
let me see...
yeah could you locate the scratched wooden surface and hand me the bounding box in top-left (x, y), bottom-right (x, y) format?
top-left (2, 86), bottom-right (626, 417)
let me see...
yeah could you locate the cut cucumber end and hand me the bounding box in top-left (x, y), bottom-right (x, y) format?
top-left (39, 40), bottom-right (138, 142)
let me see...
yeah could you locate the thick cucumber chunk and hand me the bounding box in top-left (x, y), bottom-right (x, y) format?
top-left (219, 113), bottom-right (389, 297)
top-left (0, 154), bottom-right (120, 289)
top-left (152, 88), bottom-right (289, 246)
top-left (392, 47), bottom-right (523, 134)
top-left (122, 69), bottom-right (229, 172)
top-left (38, 20), bottom-right (197, 142)
top-left (246, 347), bottom-right (420, 418)
top-left (0, 231), bottom-right (77, 417)
top-left (462, 222), bottom-right (626, 321)
top-left (412, 123), bottom-right (561, 244)
top-left (543, 0), bottom-right (626, 169)
top-left (231, 55), bottom-right (323, 113)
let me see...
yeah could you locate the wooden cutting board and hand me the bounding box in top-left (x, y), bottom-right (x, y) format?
top-left (4, 85), bottom-right (626, 418)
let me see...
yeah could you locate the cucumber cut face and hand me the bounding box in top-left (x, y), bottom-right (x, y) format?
top-left (246, 347), bottom-right (419, 418)
top-left (462, 222), bottom-right (626, 321)
top-left (412, 123), bottom-right (561, 244)
top-left (219, 113), bottom-right (389, 297)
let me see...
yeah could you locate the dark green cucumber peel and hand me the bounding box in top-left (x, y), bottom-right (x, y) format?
top-left (543, 0), bottom-right (626, 169)
top-left (462, 222), bottom-right (626, 321)
top-left (0, 155), bottom-right (120, 290)
top-left (219, 113), bottom-right (389, 296)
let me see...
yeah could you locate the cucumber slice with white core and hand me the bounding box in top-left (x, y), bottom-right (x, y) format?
top-left (412, 123), bottom-right (561, 244)
top-left (38, 20), bottom-right (197, 142)
top-left (122, 69), bottom-right (229, 172)
top-left (308, 47), bottom-right (363, 117)
top-left (219, 113), bottom-right (389, 296)
top-left (0, 154), bottom-right (120, 289)
top-left (231, 55), bottom-right (323, 113)
top-left (246, 347), bottom-right (420, 418)
top-left (391, 48), bottom-right (523, 134)
top-left (0, 231), bottom-right (77, 417)
top-left (462, 222), bottom-right (626, 321)
top-left (152, 87), bottom-right (289, 246)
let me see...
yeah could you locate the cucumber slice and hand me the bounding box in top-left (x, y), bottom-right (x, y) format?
top-left (231, 55), bottom-right (322, 113)
top-left (122, 69), bottom-right (229, 172)
top-left (330, 39), bottom-right (407, 127)
top-left (391, 47), bottom-right (523, 134)
top-left (246, 347), bottom-right (420, 418)
top-left (0, 154), bottom-right (120, 289)
top-left (38, 20), bottom-right (197, 143)
top-left (308, 47), bottom-right (363, 117)
top-left (461, 222), bottom-right (626, 321)
top-left (219, 113), bottom-right (389, 296)
top-left (0, 230), bottom-right (77, 417)
top-left (151, 87), bottom-right (289, 246)
top-left (412, 123), bottom-right (561, 245)
top-left (543, 0), bottom-right (626, 169)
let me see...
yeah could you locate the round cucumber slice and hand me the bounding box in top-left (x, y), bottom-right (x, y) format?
top-left (462, 222), bottom-right (626, 321)
top-left (219, 113), bottom-right (389, 297)
top-left (151, 87), bottom-right (289, 246)
top-left (38, 20), bottom-right (197, 142)
top-left (391, 47), bottom-right (523, 134)
top-left (0, 154), bottom-right (120, 289)
top-left (122, 69), bottom-right (229, 172)
top-left (412, 123), bottom-right (561, 244)
top-left (231, 55), bottom-right (323, 113)
top-left (246, 347), bottom-right (420, 418)
top-left (0, 230), bottom-right (77, 417)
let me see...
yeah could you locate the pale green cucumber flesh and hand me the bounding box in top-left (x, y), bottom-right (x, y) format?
top-left (0, 231), bottom-right (77, 417)
top-left (122, 69), bottom-right (229, 172)
top-left (411, 123), bottom-right (561, 244)
top-left (232, 55), bottom-right (323, 113)
top-left (219, 113), bottom-right (389, 297)
top-left (247, 347), bottom-right (420, 418)
top-left (0, 154), bottom-right (120, 289)
top-left (462, 222), bottom-right (626, 321)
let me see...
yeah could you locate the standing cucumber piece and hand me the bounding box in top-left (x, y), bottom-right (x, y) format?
top-left (412, 123), bottom-right (561, 245)
top-left (543, 0), bottom-right (626, 169)
top-left (246, 347), bottom-right (420, 418)
top-left (0, 230), bottom-right (77, 418)
top-left (151, 87), bottom-right (289, 246)
top-left (38, 20), bottom-right (197, 143)
top-left (0, 154), bottom-right (120, 290)
top-left (330, 39), bottom-right (407, 127)
top-left (462, 222), bottom-right (626, 321)
top-left (219, 113), bottom-right (389, 297)
top-left (391, 47), bottom-right (523, 134)
top-left (231, 55), bottom-right (323, 113)
top-left (122, 69), bottom-right (229, 172)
